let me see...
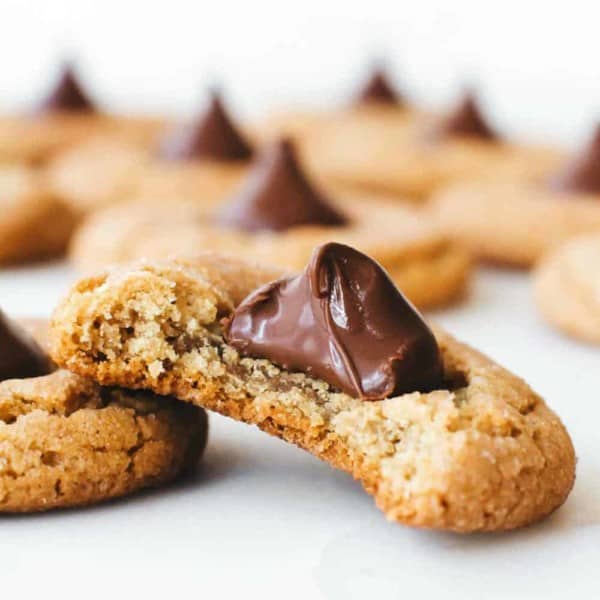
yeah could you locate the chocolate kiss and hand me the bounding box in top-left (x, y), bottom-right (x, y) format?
top-left (435, 92), bottom-right (497, 141)
top-left (216, 138), bottom-right (348, 232)
top-left (355, 67), bottom-right (402, 106)
top-left (225, 243), bottom-right (444, 400)
top-left (0, 311), bottom-right (51, 382)
top-left (38, 64), bottom-right (96, 113)
top-left (159, 92), bottom-right (253, 162)
top-left (551, 125), bottom-right (600, 194)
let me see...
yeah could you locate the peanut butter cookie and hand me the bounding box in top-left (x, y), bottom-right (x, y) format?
top-left (533, 233), bottom-right (600, 342)
top-left (0, 165), bottom-right (76, 264)
top-left (47, 92), bottom-right (252, 215)
top-left (0, 315), bottom-right (207, 512)
top-left (49, 251), bottom-right (575, 532)
top-left (69, 140), bottom-right (470, 309)
top-left (430, 125), bottom-right (600, 267)
top-left (257, 65), bottom-right (413, 144)
top-left (0, 64), bottom-right (165, 166)
top-left (300, 92), bottom-right (563, 202)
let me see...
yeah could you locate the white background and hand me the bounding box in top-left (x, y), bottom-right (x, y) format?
top-left (1, 2), bottom-right (600, 598)
top-left (2, 0), bottom-right (600, 144)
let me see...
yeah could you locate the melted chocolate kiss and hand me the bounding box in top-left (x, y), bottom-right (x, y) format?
top-left (551, 125), bottom-right (600, 194)
top-left (355, 67), bottom-right (402, 106)
top-left (0, 311), bottom-right (51, 382)
top-left (216, 138), bottom-right (348, 232)
top-left (435, 92), bottom-right (497, 141)
top-left (225, 243), bottom-right (444, 400)
top-left (38, 64), bottom-right (96, 113)
top-left (159, 92), bottom-right (253, 162)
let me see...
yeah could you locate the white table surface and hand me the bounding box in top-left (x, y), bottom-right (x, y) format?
top-left (0, 262), bottom-right (597, 599)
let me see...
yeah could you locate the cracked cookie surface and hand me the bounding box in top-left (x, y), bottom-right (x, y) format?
top-left (0, 321), bottom-right (207, 512)
top-left (50, 254), bottom-right (575, 531)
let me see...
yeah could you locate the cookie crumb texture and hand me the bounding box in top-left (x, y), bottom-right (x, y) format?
top-left (0, 370), bottom-right (207, 512)
top-left (51, 256), bottom-right (575, 532)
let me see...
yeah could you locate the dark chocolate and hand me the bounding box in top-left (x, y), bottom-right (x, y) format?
top-left (38, 64), bottom-right (96, 113)
top-left (159, 92), bottom-right (253, 162)
top-left (355, 67), bottom-right (402, 106)
top-left (435, 92), bottom-right (497, 141)
top-left (225, 243), bottom-right (444, 400)
top-left (216, 138), bottom-right (347, 232)
top-left (550, 125), bottom-right (600, 194)
top-left (0, 311), bottom-right (51, 382)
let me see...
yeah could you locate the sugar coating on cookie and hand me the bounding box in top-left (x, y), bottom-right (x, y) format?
top-left (49, 254), bottom-right (575, 532)
top-left (534, 234), bottom-right (600, 342)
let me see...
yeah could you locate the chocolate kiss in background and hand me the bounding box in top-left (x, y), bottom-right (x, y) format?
top-left (37, 64), bottom-right (97, 113)
top-left (159, 92), bottom-right (253, 162)
top-left (550, 125), bottom-right (600, 195)
top-left (0, 311), bottom-right (51, 382)
top-left (435, 92), bottom-right (498, 141)
top-left (355, 67), bottom-right (403, 106)
top-left (225, 243), bottom-right (444, 400)
top-left (216, 138), bottom-right (348, 232)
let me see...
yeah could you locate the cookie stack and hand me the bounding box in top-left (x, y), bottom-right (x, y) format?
top-left (0, 313), bottom-right (207, 511)
top-left (1, 61), bottom-right (593, 527)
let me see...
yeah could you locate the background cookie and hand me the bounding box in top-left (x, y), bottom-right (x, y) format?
top-left (46, 93), bottom-right (252, 216)
top-left (295, 93), bottom-right (563, 202)
top-left (0, 165), bottom-right (76, 264)
top-left (47, 136), bottom-right (152, 216)
top-left (69, 139), bottom-right (471, 309)
top-left (533, 234), bottom-right (600, 343)
top-left (429, 180), bottom-right (600, 267)
top-left (69, 198), bottom-right (470, 309)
